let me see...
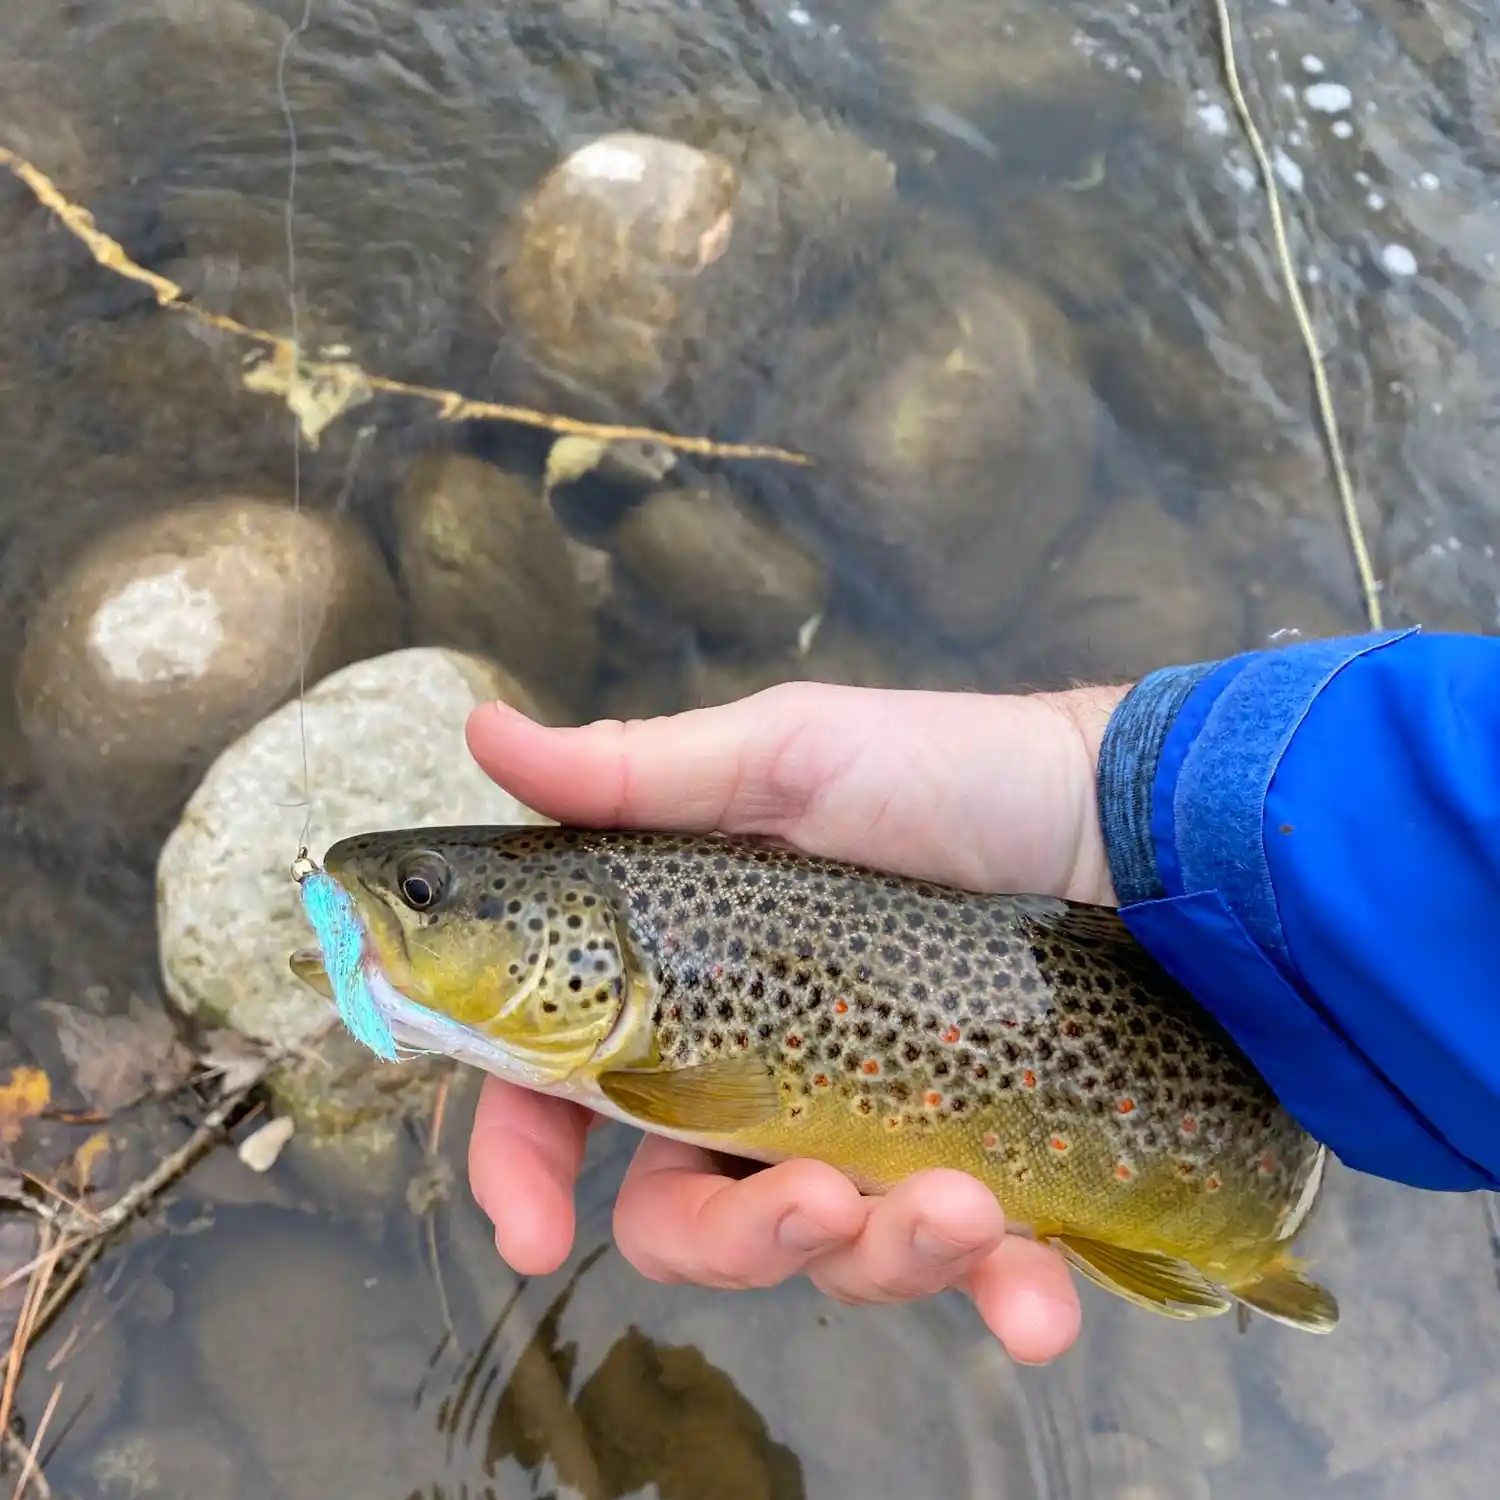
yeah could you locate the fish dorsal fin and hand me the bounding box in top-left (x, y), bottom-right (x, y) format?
top-left (1052, 1234), bottom-right (1234, 1321)
top-left (1229, 1256), bottom-right (1339, 1334)
top-left (598, 1056), bottom-right (781, 1135)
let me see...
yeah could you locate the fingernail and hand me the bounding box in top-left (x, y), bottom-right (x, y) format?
top-left (779, 1212), bottom-right (843, 1254)
top-left (912, 1224), bottom-right (969, 1263)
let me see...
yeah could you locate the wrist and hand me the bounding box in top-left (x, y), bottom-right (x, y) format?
top-left (1037, 682), bottom-right (1133, 908)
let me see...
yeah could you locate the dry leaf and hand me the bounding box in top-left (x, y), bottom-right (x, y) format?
top-left (237, 1116), bottom-right (295, 1174)
top-left (241, 342), bottom-right (373, 449)
top-left (196, 1029), bottom-right (270, 1094)
top-left (72, 1131), bottom-right (111, 1192)
top-left (543, 435), bottom-right (610, 499)
top-left (0, 1067), bottom-right (50, 1147)
top-left (796, 612), bottom-right (824, 656)
top-left (40, 996), bottom-right (193, 1116)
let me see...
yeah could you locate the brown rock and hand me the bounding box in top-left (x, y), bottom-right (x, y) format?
top-left (877, 0), bottom-right (1111, 115)
top-left (15, 494), bottom-right (400, 824)
top-left (1011, 493), bottom-right (1246, 686)
top-left (395, 451), bottom-right (599, 715)
top-left (607, 481), bottom-right (828, 653)
top-left (784, 239), bottom-right (1100, 642)
top-left (488, 132), bottom-right (740, 407)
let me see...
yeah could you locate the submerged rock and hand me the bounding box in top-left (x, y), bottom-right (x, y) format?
top-left (156, 647), bottom-right (551, 1061)
top-left (877, 0), bottom-right (1110, 115)
top-left (395, 450), bottom-right (599, 715)
top-left (776, 237), bottom-right (1101, 643)
top-left (488, 132), bottom-right (740, 407)
top-left (485, 118), bottom-right (896, 427)
top-left (606, 480), bottom-right (828, 653)
top-left (1012, 493), bottom-right (1246, 686)
top-left (16, 495), bottom-right (400, 828)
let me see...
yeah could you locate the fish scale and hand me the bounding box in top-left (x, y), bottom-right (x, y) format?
top-left (295, 825), bottom-right (1338, 1332)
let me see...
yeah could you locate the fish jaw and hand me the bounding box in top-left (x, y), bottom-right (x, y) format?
top-left (291, 867), bottom-right (585, 1092)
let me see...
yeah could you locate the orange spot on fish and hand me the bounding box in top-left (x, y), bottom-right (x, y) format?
top-left (1022, 1070), bottom-right (1036, 1089)
top-left (833, 998), bottom-right (849, 1014)
top-left (982, 1131), bottom-right (1000, 1151)
top-left (1002, 1019), bottom-right (1018, 1030)
top-left (813, 1073), bottom-right (830, 1089)
top-left (924, 1091), bottom-right (943, 1109)
top-left (862, 1059), bottom-right (881, 1076)
top-left (940, 1024), bottom-right (961, 1045)
top-left (1117, 1098), bottom-right (1136, 1114)
top-left (1258, 1152), bottom-right (1276, 1174)
top-left (785, 1033), bottom-right (803, 1049)
top-left (1049, 1135), bottom-right (1070, 1154)
top-left (1114, 1163), bottom-right (1134, 1181)
top-left (1205, 1174), bottom-right (1222, 1192)
top-left (711, 963), bottom-right (724, 979)
top-left (1176, 1161), bottom-right (1196, 1177)
top-left (1181, 1115), bottom-right (1198, 1134)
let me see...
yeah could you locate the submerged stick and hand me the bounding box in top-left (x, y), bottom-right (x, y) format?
top-left (0, 144), bottom-right (812, 467)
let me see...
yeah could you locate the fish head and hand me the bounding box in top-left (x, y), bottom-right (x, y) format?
top-left (297, 827), bottom-right (648, 1085)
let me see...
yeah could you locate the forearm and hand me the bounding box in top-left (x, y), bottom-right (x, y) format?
top-left (1088, 628), bottom-right (1500, 1192)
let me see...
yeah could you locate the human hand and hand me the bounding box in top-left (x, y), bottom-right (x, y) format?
top-left (464, 678), bottom-right (1129, 1364)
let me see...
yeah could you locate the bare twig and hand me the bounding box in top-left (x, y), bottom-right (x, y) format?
top-left (1, 1429), bottom-right (51, 1500)
top-left (6, 1381), bottom-right (60, 1500)
top-left (0, 144), bottom-right (813, 468)
top-left (0, 1232), bottom-right (61, 1441)
top-left (56, 1069), bottom-right (268, 1242)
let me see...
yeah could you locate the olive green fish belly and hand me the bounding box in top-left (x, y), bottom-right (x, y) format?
top-left (712, 1078), bottom-right (1312, 1283)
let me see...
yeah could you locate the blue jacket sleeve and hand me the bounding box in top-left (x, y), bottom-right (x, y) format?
top-left (1095, 626), bottom-right (1500, 1192)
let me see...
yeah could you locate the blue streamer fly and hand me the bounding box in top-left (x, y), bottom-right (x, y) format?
top-left (296, 866), bottom-right (399, 1062)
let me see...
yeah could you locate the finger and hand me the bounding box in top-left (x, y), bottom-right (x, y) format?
top-left (467, 1076), bottom-right (594, 1276)
top-left (804, 1169), bottom-right (1006, 1305)
top-left (965, 1237), bottom-right (1083, 1364)
top-left (465, 686), bottom-right (806, 835)
top-left (466, 682), bottom-right (1101, 898)
top-left (613, 1133), bottom-right (869, 1290)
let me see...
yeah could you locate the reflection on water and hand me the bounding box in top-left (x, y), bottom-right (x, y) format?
top-left (3, 0), bottom-right (1500, 1496)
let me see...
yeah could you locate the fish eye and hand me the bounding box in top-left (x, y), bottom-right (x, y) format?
top-left (395, 851), bottom-right (451, 912)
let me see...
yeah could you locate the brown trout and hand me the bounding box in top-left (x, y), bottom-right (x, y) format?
top-left (290, 825), bottom-right (1337, 1332)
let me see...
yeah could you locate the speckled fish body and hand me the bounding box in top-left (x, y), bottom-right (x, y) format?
top-left (291, 825), bottom-right (1337, 1332)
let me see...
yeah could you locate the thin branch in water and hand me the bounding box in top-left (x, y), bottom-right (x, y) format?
top-left (0, 1430), bottom-right (50, 1500)
top-left (6, 1380), bottom-right (60, 1500)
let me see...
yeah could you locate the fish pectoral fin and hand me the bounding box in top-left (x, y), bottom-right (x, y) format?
top-left (1052, 1235), bottom-right (1233, 1321)
top-left (289, 948), bottom-right (333, 1001)
top-left (1229, 1256), bottom-right (1339, 1334)
top-left (597, 1056), bottom-right (781, 1135)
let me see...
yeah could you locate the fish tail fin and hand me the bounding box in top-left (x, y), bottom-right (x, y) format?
top-left (1228, 1251), bottom-right (1339, 1334)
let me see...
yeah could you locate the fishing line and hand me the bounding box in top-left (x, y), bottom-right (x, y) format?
top-left (278, 0), bottom-right (317, 868)
top-left (1210, 0), bottom-right (1384, 631)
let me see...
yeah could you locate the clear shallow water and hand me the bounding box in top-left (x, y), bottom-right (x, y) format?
top-left (2, 0), bottom-right (1500, 1496)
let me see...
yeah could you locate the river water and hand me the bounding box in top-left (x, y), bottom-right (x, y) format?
top-left (2, 1), bottom-right (1499, 1497)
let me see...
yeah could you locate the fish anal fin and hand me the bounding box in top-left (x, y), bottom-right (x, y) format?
top-left (1229, 1254), bottom-right (1339, 1334)
top-left (1052, 1234), bottom-right (1233, 1321)
top-left (598, 1056), bottom-right (781, 1134)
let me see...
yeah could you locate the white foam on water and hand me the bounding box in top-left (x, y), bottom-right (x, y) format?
top-left (1304, 82), bottom-right (1352, 114)
top-left (1380, 243), bottom-right (1418, 277)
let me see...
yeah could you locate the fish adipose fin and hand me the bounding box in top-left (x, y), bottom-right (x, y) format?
top-left (598, 1056), bottom-right (782, 1134)
top-left (1052, 1234), bottom-right (1233, 1321)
